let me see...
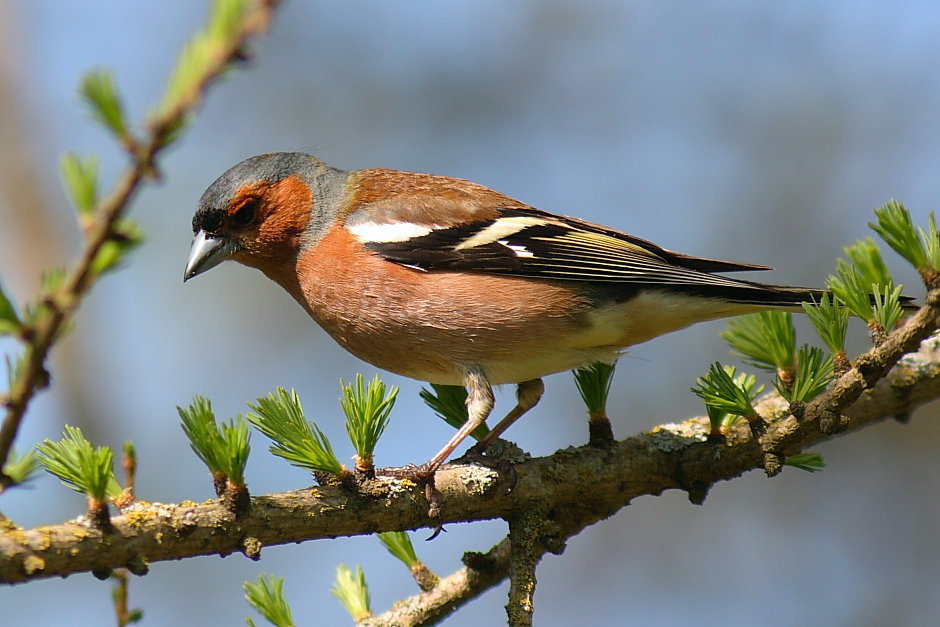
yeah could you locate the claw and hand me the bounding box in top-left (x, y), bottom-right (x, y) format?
top-left (377, 463), bottom-right (443, 526)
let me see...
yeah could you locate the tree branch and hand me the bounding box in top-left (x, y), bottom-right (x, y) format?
top-left (3, 324), bottom-right (938, 586)
top-left (505, 507), bottom-right (546, 627)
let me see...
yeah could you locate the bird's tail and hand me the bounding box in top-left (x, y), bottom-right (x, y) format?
top-left (676, 278), bottom-right (919, 311)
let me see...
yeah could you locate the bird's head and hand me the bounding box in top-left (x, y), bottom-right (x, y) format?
top-left (184, 152), bottom-right (347, 281)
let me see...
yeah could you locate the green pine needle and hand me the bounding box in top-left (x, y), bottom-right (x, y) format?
top-left (36, 425), bottom-right (122, 501)
top-left (917, 212), bottom-right (940, 273)
top-left (827, 260), bottom-right (875, 322)
top-left (38, 268), bottom-right (67, 297)
top-left (784, 452), bottom-right (826, 473)
top-left (79, 70), bottom-right (129, 138)
top-left (244, 574), bottom-right (294, 627)
top-left (843, 238), bottom-right (894, 289)
top-left (573, 361), bottom-right (617, 415)
top-left (692, 364), bottom-right (764, 434)
top-left (721, 311), bottom-right (796, 373)
top-left (869, 200), bottom-right (931, 272)
top-left (871, 282), bottom-right (906, 333)
top-left (777, 345), bottom-right (834, 403)
top-left (377, 531), bottom-right (440, 591)
top-left (419, 384), bottom-right (490, 441)
top-left (341, 374), bottom-right (397, 466)
top-left (331, 564), bottom-right (371, 622)
top-left (2, 447), bottom-right (42, 488)
top-left (0, 279), bottom-right (22, 336)
top-left (802, 293), bottom-right (849, 355)
top-left (178, 396), bottom-right (250, 485)
top-left (208, 0), bottom-right (251, 38)
top-left (247, 388), bottom-right (344, 476)
top-left (91, 218), bottom-right (146, 275)
top-left (5, 354), bottom-right (25, 390)
top-left (726, 370), bottom-right (763, 431)
top-left (701, 402), bottom-right (727, 434)
top-left (60, 152), bottom-right (100, 218)
top-left (19, 269), bottom-right (71, 344)
top-left (692, 363), bottom-right (762, 427)
top-left (377, 531), bottom-right (419, 568)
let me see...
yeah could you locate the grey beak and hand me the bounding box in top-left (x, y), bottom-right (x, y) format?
top-left (184, 230), bottom-right (237, 281)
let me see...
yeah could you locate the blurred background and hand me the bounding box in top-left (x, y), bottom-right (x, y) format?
top-left (2, 1), bottom-right (940, 625)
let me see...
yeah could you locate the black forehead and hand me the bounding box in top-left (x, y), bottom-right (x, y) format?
top-left (191, 152), bottom-right (314, 234)
top-left (192, 206), bottom-right (226, 234)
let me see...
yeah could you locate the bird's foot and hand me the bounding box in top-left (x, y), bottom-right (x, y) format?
top-left (378, 463), bottom-right (444, 535)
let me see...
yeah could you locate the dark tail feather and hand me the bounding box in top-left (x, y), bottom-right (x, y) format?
top-left (674, 280), bottom-right (920, 311)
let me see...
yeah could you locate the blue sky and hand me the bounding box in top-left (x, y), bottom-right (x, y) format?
top-left (2, 2), bottom-right (940, 625)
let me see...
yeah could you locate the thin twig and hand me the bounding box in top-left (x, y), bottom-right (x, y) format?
top-left (111, 568), bottom-right (139, 627)
top-left (362, 539), bottom-right (514, 627)
top-left (0, 0), bottom-right (284, 486)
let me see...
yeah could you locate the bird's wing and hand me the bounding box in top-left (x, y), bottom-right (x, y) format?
top-left (355, 205), bottom-right (774, 289)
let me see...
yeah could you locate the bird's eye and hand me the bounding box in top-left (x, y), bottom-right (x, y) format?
top-left (232, 199), bottom-right (259, 227)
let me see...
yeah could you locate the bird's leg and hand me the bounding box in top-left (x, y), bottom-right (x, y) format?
top-left (378, 369), bottom-right (494, 527)
top-left (418, 367), bottom-right (495, 475)
top-left (381, 373), bottom-right (541, 527)
top-left (380, 368), bottom-right (493, 485)
top-left (471, 378), bottom-right (544, 455)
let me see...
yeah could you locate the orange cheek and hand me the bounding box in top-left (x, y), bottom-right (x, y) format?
top-left (256, 175), bottom-right (313, 246)
top-left (221, 176), bottom-right (316, 302)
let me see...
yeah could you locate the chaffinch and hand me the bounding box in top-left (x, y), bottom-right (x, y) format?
top-left (184, 152), bottom-right (828, 476)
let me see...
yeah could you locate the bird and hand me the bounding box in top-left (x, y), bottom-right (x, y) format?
top-left (184, 152), bottom-right (842, 479)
